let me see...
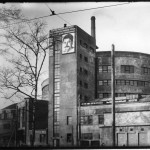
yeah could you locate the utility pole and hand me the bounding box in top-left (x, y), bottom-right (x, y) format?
top-left (111, 44), bottom-right (115, 147)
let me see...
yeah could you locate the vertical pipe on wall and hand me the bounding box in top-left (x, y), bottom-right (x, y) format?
top-left (111, 44), bottom-right (115, 147)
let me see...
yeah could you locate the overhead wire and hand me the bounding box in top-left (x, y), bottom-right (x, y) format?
top-left (0, 2), bottom-right (131, 30)
top-left (45, 3), bottom-right (72, 26)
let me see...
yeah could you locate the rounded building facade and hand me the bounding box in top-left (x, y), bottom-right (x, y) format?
top-left (96, 51), bottom-right (150, 99)
top-left (41, 78), bottom-right (49, 100)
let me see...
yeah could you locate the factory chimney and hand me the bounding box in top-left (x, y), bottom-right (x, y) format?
top-left (91, 16), bottom-right (96, 39)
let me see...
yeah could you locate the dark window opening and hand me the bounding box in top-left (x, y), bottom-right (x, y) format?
top-left (98, 115), bottom-right (104, 124)
top-left (67, 133), bottom-right (72, 143)
top-left (84, 56), bottom-right (88, 62)
top-left (121, 65), bottom-right (134, 73)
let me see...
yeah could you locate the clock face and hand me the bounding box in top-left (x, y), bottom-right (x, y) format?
top-left (62, 33), bottom-right (75, 54)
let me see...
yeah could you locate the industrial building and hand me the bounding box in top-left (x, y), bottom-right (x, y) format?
top-left (17, 98), bottom-right (48, 146)
top-left (0, 103), bottom-right (17, 147)
top-left (80, 95), bottom-right (150, 147)
top-left (0, 98), bottom-right (48, 147)
top-left (96, 51), bottom-right (150, 99)
top-left (46, 16), bottom-right (150, 147)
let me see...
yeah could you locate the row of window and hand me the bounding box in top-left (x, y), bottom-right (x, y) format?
top-left (80, 54), bottom-right (88, 63)
top-left (80, 94), bottom-right (89, 101)
top-left (99, 80), bottom-right (150, 87)
top-left (66, 114), bottom-right (104, 126)
top-left (142, 67), bottom-right (150, 74)
top-left (79, 40), bottom-right (95, 53)
top-left (80, 81), bottom-right (88, 89)
top-left (79, 67), bottom-right (88, 76)
top-left (99, 65), bottom-right (150, 75)
top-left (0, 110), bottom-right (16, 120)
top-left (80, 115), bottom-right (104, 125)
top-left (99, 65), bottom-right (134, 73)
top-left (99, 93), bottom-right (136, 98)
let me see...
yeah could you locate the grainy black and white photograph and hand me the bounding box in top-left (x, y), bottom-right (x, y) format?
top-left (0, 2), bottom-right (150, 149)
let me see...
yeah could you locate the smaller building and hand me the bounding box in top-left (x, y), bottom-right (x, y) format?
top-left (0, 103), bottom-right (17, 147)
top-left (0, 98), bottom-right (48, 147)
top-left (17, 98), bottom-right (48, 147)
top-left (80, 95), bottom-right (150, 147)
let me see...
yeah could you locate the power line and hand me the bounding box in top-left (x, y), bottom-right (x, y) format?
top-left (0, 2), bottom-right (131, 30)
top-left (45, 3), bottom-right (72, 26)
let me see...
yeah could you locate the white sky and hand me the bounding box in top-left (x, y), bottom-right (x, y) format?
top-left (0, 2), bottom-right (150, 108)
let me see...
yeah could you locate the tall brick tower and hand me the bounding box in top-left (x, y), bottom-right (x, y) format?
top-left (48, 17), bottom-right (96, 147)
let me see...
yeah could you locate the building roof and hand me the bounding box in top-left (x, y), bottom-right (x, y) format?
top-left (96, 51), bottom-right (150, 58)
top-left (81, 94), bottom-right (150, 107)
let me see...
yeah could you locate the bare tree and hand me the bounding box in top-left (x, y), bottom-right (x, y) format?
top-left (0, 7), bottom-right (51, 146)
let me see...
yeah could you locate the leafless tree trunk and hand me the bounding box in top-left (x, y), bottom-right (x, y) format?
top-left (0, 6), bottom-right (51, 146)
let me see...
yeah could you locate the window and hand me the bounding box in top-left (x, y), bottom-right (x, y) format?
top-left (83, 43), bottom-right (88, 49)
top-left (84, 83), bottom-right (88, 89)
top-left (81, 133), bottom-right (92, 139)
top-left (99, 81), bottom-right (103, 85)
top-left (84, 56), bottom-right (88, 62)
top-left (55, 96), bottom-right (60, 106)
top-left (84, 96), bottom-right (88, 101)
top-left (116, 80), bottom-right (121, 85)
top-left (54, 125), bottom-right (59, 137)
top-left (80, 54), bottom-right (82, 59)
top-left (67, 116), bottom-right (72, 125)
top-left (98, 114), bottom-right (104, 124)
top-left (103, 66), bottom-right (108, 72)
top-left (40, 134), bottom-right (46, 143)
top-left (54, 110), bottom-right (59, 123)
top-left (99, 80), bottom-right (111, 86)
top-left (80, 40), bottom-right (82, 45)
top-left (55, 67), bottom-right (60, 77)
top-left (116, 93), bottom-right (126, 97)
top-left (80, 81), bottom-right (82, 87)
top-left (134, 81), bottom-right (138, 86)
top-left (67, 133), bottom-right (72, 143)
top-left (91, 141), bottom-right (100, 147)
top-left (125, 80), bottom-right (130, 85)
top-left (55, 82), bottom-right (60, 93)
top-left (99, 66), bottom-right (102, 72)
top-left (84, 69), bottom-right (88, 75)
top-left (80, 67), bottom-right (82, 73)
top-left (130, 80), bottom-right (134, 86)
top-left (80, 116), bottom-right (93, 125)
top-left (142, 67), bottom-right (150, 74)
top-left (79, 94), bottom-right (82, 100)
top-left (121, 65), bottom-right (134, 73)
top-left (99, 65), bottom-right (111, 73)
top-left (145, 81), bottom-right (149, 87)
top-left (3, 123), bottom-right (10, 129)
top-left (90, 47), bottom-right (94, 53)
top-left (103, 93), bottom-right (111, 98)
top-left (54, 53), bottom-right (60, 64)
top-left (99, 94), bottom-right (103, 99)
top-left (121, 80), bottom-right (125, 85)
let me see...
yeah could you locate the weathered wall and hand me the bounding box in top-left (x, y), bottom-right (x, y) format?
top-left (77, 26), bottom-right (96, 103)
top-left (97, 51), bottom-right (150, 97)
top-left (80, 99), bottom-right (150, 146)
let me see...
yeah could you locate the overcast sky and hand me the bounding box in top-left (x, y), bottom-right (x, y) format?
top-left (0, 2), bottom-right (150, 108)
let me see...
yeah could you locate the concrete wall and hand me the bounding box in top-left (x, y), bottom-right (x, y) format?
top-left (80, 98), bottom-right (150, 147)
top-left (97, 51), bottom-right (150, 97)
top-left (76, 26), bottom-right (96, 103)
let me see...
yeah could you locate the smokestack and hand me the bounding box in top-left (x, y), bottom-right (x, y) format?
top-left (91, 16), bottom-right (96, 39)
